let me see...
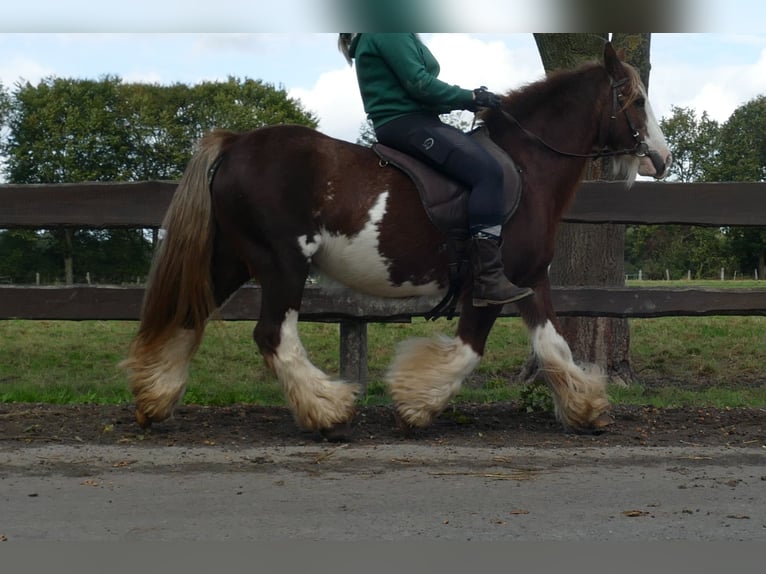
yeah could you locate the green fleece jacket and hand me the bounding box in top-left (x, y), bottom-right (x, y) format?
top-left (349, 33), bottom-right (475, 129)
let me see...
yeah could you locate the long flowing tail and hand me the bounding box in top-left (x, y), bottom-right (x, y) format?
top-left (121, 130), bottom-right (231, 426)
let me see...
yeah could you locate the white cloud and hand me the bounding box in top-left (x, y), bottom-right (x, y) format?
top-left (649, 44), bottom-right (766, 123)
top-left (289, 34), bottom-right (545, 143)
top-left (289, 66), bottom-right (365, 143)
top-left (426, 33), bottom-right (542, 95)
top-left (0, 56), bottom-right (52, 87)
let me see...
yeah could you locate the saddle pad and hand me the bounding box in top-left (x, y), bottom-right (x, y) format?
top-left (373, 126), bottom-right (522, 238)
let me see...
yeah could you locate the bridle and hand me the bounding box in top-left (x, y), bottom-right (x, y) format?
top-left (496, 74), bottom-right (650, 161)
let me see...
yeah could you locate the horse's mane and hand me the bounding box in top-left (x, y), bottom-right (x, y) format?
top-left (480, 58), bottom-right (642, 123)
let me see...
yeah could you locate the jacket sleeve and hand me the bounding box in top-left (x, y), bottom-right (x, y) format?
top-left (371, 34), bottom-right (474, 112)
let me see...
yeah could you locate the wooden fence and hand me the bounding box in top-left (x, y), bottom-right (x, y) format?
top-left (2, 180), bottom-right (766, 387)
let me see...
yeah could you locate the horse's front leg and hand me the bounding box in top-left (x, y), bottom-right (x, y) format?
top-left (516, 277), bottom-right (610, 432)
top-left (254, 274), bottom-right (359, 435)
top-left (386, 302), bottom-right (500, 427)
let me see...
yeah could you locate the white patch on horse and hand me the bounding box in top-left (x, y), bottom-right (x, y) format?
top-left (297, 234), bottom-right (321, 260)
top-left (386, 335), bottom-right (481, 427)
top-left (270, 309), bottom-right (358, 430)
top-left (532, 321), bottom-right (575, 365)
top-left (313, 191), bottom-right (441, 297)
top-left (128, 328), bottom-right (197, 422)
top-left (638, 84), bottom-right (671, 179)
top-left (530, 320), bottom-right (608, 430)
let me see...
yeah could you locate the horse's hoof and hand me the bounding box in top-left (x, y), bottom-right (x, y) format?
top-left (393, 410), bottom-right (410, 430)
top-left (570, 413), bottom-right (612, 436)
top-left (135, 408), bottom-right (152, 429)
top-left (319, 421), bottom-right (353, 442)
top-left (393, 410), bottom-right (425, 437)
top-left (593, 412), bottom-right (613, 429)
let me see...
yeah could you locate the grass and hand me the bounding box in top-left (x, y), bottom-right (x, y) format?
top-left (1, 309), bottom-right (765, 409)
top-left (627, 279), bottom-right (762, 288)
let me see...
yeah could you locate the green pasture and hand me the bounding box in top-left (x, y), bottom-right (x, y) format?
top-left (1, 308), bottom-right (764, 410)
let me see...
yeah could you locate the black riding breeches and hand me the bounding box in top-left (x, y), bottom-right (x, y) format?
top-left (375, 113), bottom-right (505, 232)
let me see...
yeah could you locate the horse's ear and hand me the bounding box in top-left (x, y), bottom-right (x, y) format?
top-left (603, 41), bottom-right (623, 76)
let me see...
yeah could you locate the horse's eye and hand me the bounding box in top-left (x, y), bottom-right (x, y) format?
top-left (635, 97), bottom-right (646, 109)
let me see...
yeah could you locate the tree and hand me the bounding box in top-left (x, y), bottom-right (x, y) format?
top-left (715, 96), bottom-right (766, 279)
top-left (3, 76), bottom-right (132, 283)
top-left (0, 76), bottom-right (318, 284)
top-left (660, 106), bottom-right (720, 182)
top-left (0, 82), bottom-right (10, 134)
top-left (356, 119), bottom-right (377, 147)
top-left (533, 33), bottom-right (650, 385)
top-left (625, 107), bottom-right (731, 279)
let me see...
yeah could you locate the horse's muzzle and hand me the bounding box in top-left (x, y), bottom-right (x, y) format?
top-left (648, 149), bottom-right (671, 179)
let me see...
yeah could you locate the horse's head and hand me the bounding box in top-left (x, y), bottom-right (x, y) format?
top-left (602, 42), bottom-right (672, 181)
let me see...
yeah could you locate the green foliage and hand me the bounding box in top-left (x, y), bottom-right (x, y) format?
top-left (715, 95), bottom-right (766, 182)
top-left (626, 105), bottom-right (766, 280)
top-left (518, 379), bottom-right (554, 413)
top-left (660, 106), bottom-right (720, 183)
top-left (713, 96), bottom-right (766, 279)
top-left (0, 75), bottom-right (318, 283)
top-left (625, 224), bottom-right (735, 279)
top-left (0, 82), bottom-right (10, 129)
top-left (356, 119), bottom-right (377, 147)
top-left (0, 230), bottom-right (59, 282)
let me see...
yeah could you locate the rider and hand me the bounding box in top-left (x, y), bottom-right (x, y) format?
top-left (338, 33), bottom-right (533, 307)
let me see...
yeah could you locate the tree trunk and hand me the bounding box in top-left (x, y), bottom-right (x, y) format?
top-left (533, 33), bottom-right (652, 386)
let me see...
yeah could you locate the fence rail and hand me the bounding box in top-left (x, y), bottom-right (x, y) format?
top-left (2, 284), bottom-right (765, 322)
top-left (2, 180), bottom-right (766, 388)
top-left (3, 180), bottom-right (766, 228)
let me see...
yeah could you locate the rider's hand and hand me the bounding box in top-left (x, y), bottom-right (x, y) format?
top-left (470, 86), bottom-right (502, 110)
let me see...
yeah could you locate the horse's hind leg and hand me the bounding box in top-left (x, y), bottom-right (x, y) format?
top-left (254, 253), bottom-right (359, 433)
top-left (129, 327), bottom-right (199, 428)
top-left (129, 241), bottom-right (249, 428)
top-left (516, 278), bottom-right (610, 431)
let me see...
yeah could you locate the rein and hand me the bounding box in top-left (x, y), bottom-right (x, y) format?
top-left (497, 76), bottom-right (649, 160)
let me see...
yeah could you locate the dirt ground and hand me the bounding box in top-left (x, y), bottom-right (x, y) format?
top-left (2, 401), bottom-right (765, 449)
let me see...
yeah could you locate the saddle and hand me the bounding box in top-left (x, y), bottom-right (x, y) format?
top-left (372, 125), bottom-right (523, 239)
top-left (372, 125), bottom-right (523, 319)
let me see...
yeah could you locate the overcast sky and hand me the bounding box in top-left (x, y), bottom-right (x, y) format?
top-left (3, 2), bottom-right (766, 144)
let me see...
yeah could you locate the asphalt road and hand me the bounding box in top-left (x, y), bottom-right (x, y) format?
top-left (1, 443), bottom-right (764, 541)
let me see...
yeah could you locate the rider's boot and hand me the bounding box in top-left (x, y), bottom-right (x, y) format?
top-left (470, 231), bottom-right (534, 307)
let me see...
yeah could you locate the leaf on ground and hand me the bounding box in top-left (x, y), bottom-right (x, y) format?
top-left (623, 510), bottom-right (651, 517)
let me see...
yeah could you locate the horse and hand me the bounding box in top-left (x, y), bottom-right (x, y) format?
top-left (121, 42), bottom-right (671, 436)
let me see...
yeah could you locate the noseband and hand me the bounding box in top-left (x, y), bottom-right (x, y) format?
top-left (497, 74), bottom-right (651, 161)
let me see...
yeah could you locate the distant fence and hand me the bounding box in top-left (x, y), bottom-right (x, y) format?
top-left (2, 180), bottom-right (766, 388)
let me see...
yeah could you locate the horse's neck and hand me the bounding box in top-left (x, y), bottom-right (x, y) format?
top-left (497, 93), bottom-right (604, 216)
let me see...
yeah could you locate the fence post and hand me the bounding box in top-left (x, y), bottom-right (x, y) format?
top-left (339, 319), bottom-right (368, 395)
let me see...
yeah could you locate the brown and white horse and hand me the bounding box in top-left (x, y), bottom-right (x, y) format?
top-left (122, 43), bottom-right (670, 436)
